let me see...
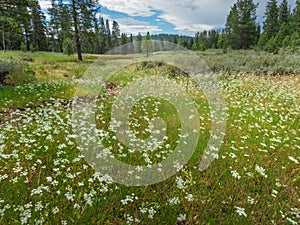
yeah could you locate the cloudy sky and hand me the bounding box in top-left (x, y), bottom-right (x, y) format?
top-left (38, 0), bottom-right (296, 36)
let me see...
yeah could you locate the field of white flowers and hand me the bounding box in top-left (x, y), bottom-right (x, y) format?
top-left (0, 52), bottom-right (299, 224)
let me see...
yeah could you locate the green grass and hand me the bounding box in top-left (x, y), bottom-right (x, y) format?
top-left (0, 50), bottom-right (299, 224)
top-left (0, 81), bottom-right (75, 109)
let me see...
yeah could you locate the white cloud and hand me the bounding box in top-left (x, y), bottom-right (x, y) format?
top-left (38, 0), bottom-right (52, 10)
top-left (117, 18), bottom-right (161, 35)
top-left (174, 24), bottom-right (214, 34)
top-left (100, 0), bottom-right (155, 17)
top-left (100, 0), bottom-right (236, 34)
top-left (150, 0), bottom-right (236, 34)
top-left (96, 15), bottom-right (160, 35)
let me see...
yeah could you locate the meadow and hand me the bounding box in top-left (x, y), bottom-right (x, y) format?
top-left (0, 49), bottom-right (299, 224)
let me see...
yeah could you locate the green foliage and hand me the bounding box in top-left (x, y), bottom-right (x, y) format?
top-left (0, 58), bottom-right (36, 86)
top-left (30, 0), bottom-right (47, 51)
top-left (30, 44), bottom-right (36, 52)
top-left (105, 19), bottom-right (112, 50)
top-left (257, 32), bottom-right (269, 50)
top-left (120, 33), bottom-right (128, 54)
top-left (5, 66), bottom-right (36, 86)
top-left (193, 31), bottom-right (215, 51)
top-left (0, 58), bottom-right (23, 84)
top-left (265, 36), bottom-right (279, 54)
top-left (63, 38), bottom-right (75, 56)
top-left (48, 0), bottom-right (73, 52)
top-left (275, 23), bottom-right (290, 47)
top-left (263, 0), bottom-right (279, 39)
top-left (134, 33), bottom-right (143, 53)
top-left (0, 1), bottom-right (30, 51)
top-left (217, 34), bottom-right (225, 50)
top-left (20, 42), bottom-right (27, 52)
top-left (196, 49), bottom-right (300, 75)
top-left (141, 32), bottom-right (153, 57)
top-left (291, 0), bottom-right (300, 33)
top-left (290, 31), bottom-right (300, 52)
top-left (282, 35), bottom-right (290, 48)
top-left (279, 0), bottom-right (290, 24)
top-left (112, 21), bottom-right (120, 47)
top-left (225, 0), bottom-right (259, 49)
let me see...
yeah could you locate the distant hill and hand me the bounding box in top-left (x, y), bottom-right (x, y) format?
top-left (150, 34), bottom-right (193, 42)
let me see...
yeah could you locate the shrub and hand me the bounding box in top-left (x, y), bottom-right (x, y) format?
top-left (0, 58), bottom-right (36, 86)
top-left (20, 54), bottom-right (34, 62)
top-left (20, 42), bottom-right (27, 52)
top-left (0, 58), bottom-right (23, 85)
top-left (5, 66), bottom-right (36, 86)
top-left (265, 36), bottom-right (279, 54)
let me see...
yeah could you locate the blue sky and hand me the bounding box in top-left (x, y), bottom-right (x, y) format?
top-left (39, 0), bottom-right (296, 36)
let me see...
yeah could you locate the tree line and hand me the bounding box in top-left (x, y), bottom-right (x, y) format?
top-left (1, 0), bottom-right (300, 60)
top-left (191, 0), bottom-right (300, 53)
top-left (0, 0), bottom-right (133, 60)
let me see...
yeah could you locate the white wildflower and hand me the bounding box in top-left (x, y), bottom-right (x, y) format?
top-left (235, 206), bottom-right (247, 217)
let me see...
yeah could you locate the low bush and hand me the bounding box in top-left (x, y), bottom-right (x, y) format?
top-left (0, 58), bottom-right (36, 86)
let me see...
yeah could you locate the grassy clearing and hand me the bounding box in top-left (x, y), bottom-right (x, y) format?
top-left (0, 50), bottom-right (299, 224)
top-left (0, 51), bottom-right (92, 80)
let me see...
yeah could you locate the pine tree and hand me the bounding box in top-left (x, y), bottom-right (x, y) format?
top-left (30, 0), bottom-right (47, 51)
top-left (263, 0), bottom-right (279, 39)
top-left (275, 0), bottom-right (291, 47)
top-left (225, 4), bottom-right (239, 49)
top-left (120, 33), bottom-right (127, 54)
top-left (198, 31), bottom-right (209, 51)
top-left (135, 32), bottom-right (142, 53)
top-left (194, 32), bottom-right (200, 46)
top-left (290, 31), bottom-right (300, 52)
top-left (257, 32), bottom-right (269, 49)
top-left (105, 19), bottom-right (112, 51)
top-left (188, 38), bottom-right (193, 50)
top-left (217, 32), bottom-right (227, 53)
top-left (172, 36), bottom-right (178, 44)
top-left (291, 0), bottom-right (300, 33)
top-left (129, 34), bottom-right (133, 43)
top-left (282, 35), bottom-right (290, 48)
top-left (98, 17), bottom-right (106, 54)
top-left (265, 36), bottom-right (279, 53)
top-left (226, 0), bottom-right (259, 49)
top-left (121, 33), bottom-right (127, 45)
top-left (49, 0), bottom-right (100, 60)
top-left (0, 0), bottom-right (30, 51)
top-left (70, 0), bottom-right (82, 60)
top-left (279, 0), bottom-right (290, 25)
top-left (275, 23), bottom-right (290, 47)
top-left (48, 0), bottom-right (73, 52)
top-left (112, 21), bottom-right (120, 47)
top-left (141, 32), bottom-right (153, 57)
top-left (79, 2), bottom-right (100, 54)
top-left (208, 30), bottom-right (219, 49)
top-left (236, 0), bottom-right (259, 49)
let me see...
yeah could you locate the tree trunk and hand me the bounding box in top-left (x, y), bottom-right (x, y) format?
top-left (25, 28), bottom-right (30, 51)
top-left (71, 0), bottom-right (83, 61)
top-left (2, 27), bottom-right (6, 52)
